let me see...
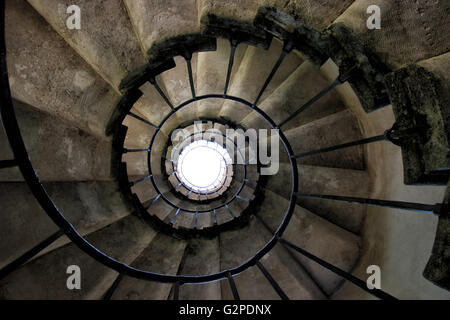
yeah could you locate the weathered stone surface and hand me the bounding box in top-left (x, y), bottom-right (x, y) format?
top-left (264, 0), bottom-right (354, 31)
top-left (27, 0), bottom-right (146, 90)
top-left (124, 0), bottom-right (199, 54)
top-left (147, 195), bottom-right (180, 223)
top-left (220, 216), bottom-right (325, 299)
top-left (5, 0), bottom-right (120, 138)
top-left (284, 109), bottom-right (365, 170)
top-left (199, 0), bottom-right (265, 24)
top-left (266, 163), bottom-right (370, 233)
top-left (385, 64), bottom-right (449, 185)
top-left (196, 38), bottom-right (248, 118)
top-left (111, 232), bottom-right (187, 300)
top-left (160, 55), bottom-right (198, 123)
top-left (241, 60), bottom-right (345, 131)
top-left (0, 100), bottom-right (111, 182)
top-left (254, 6), bottom-right (330, 65)
top-left (178, 237), bottom-right (221, 300)
top-left (254, 7), bottom-right (391, 112)
top-left (256, 189), bottom-right (361, 295)
top-left (220, 38), bottom-right (303, 123)
top-left (122, 114), bottom-right (157, 150)
top-left (0, 181), bottom-right (132, 270)
top-left (334, 0), bottom-right (450, 70)
top-left (0, 215), bottom-right (156, 299)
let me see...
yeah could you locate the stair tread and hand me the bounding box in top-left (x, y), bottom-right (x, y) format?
top-left (178, 237), bottom-right (221, 300)
top-left (220, 38), bottom-right (303, 123)
top-left (0, 181), bottom-right (133, 270)
top-left (284, 109), bottom-right (365, 170)
top-left (0, 215), bottom-right (156, 299)
top-left (256, 189), bottom-right (361, 296)
top-left (0, 100), bottom-right (111, 182)
top-left (111, 232), bottom-right (187, 300)
top-left (241, 60), bottom-right (345, 130)
top-left (5, 0), bottom-right (119, 138)
top-left (220, 216), bottom-right (324, 299)
top-left (196, 38), bottom-right (248, 118)
top-left (265, 163), bottom-right (370, 233)
top-left (27, 0), bottom-right (146, 91)
top-left (123, 0), bottom-right (200, 55)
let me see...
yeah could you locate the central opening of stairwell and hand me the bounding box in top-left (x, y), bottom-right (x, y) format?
top-left (176, 140), bottom-right (231, 193)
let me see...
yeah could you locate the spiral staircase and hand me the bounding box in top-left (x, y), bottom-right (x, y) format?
top-left (0, 0), bottom-right (449, 300)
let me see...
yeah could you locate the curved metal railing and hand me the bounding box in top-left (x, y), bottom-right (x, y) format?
top-left (2, 2), bottom-right (447, 300)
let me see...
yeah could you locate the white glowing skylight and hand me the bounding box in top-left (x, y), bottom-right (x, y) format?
top-left (176, 140), bottom-right (231, 193)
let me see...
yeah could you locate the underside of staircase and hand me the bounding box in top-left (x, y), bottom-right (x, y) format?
top-left (0, 0), bottom-right (449, 301)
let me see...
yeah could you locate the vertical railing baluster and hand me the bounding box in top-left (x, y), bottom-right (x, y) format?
top-left (103, 274), bottom-right (124, 300)
top-left (224, 39), bottom-right (238, 95)
top-left (0, 230), bottom-right (64, 280)
top-left (278, 66), bottom-right (356, 128)
top-left (278, 237), bottom-right (397, 300)
top-left (185, 54), bottom-right (196, 99)
top-left (0, 159), bottom-right (17, 169)
top-left (170, 208), bottom-right (181, 225)
top-left (225, 204), bottom-right (235, 218)
top-left (149, 77), bottom-right (174, 109)
top-left (127, 112), bottom-right (159, 129)
top-left (296, 192), bottom-right (443, 215)
top-left (194, 211), bottom-right (198, 229)
top-left (256, 261), bottom-right (289, 300)
top-left (227, 272), bottom-right (240, 300)
top-left (129, 175), bottom-right (153, 187)
top-left (145, 193), bottom-right (162, 210)
top-left (173, 281), bottom-right (181, 300)
top-left (253, 40), bottom-right (294, 106)
top-left (213, 209), bottom-right (217, 225)
top-left (292, 133), bottom-right (388, 159)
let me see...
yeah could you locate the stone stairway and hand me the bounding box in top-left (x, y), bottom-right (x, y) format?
top-left (0, 0), bottom-right (448, 300)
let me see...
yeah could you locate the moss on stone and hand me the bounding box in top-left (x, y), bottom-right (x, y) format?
top-left (385, 65), bottom-right (450, 185)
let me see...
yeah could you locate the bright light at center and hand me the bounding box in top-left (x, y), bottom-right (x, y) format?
top-left (177, 140), bottom-right (230, 192)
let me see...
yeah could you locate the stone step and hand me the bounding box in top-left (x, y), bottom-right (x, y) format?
top-left (122, 114), bottom-right (157, 150)
top-left (0, 215), bottom-right (156, 299)
top-left (241, 60), bottom-right (345, 131)
top-left (27, 0), bottom-right (146, 91)
top-left (256, 189), bottom-right (361, 296)
top-left (123, 0), bottom-right (200, 55)
top-left (220, 215), bottom-right (325, 299)
top-left (219, 38), bottom-right (303, 123)
top-left (265, 0), bottom-right (354, 31)
top-left (146, 193), bottom-right (181, 224)
top-left (0, 181), bottom-right (133, 270)
top-left (133, 82), bottom-right (177, 136)
top-left (333, 1), bottom-right (448, 70)
top-left (284, 109), bottom-right (365, 170)
top-left (0, 100), bottom-right (111, 182)
top-left (111, 232), bottom-right (187, 300)
top-left (159, 55), bottom-right (199, 124)
top-left (198, 0), bottom-right (264, 26)
top-left (196, 38), bottom-right (248, 118)
top-left (178, 237), bottom-right (221, 300)
top-left (265, 163), bottom-right (370, 233)
top-left (5, 0), bottom-right (119, 139)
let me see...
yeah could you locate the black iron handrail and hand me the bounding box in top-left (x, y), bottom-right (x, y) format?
top-left (2, 2), bottom-right (445, 300)
top-left (0, 1), bottom-right (299, 286)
